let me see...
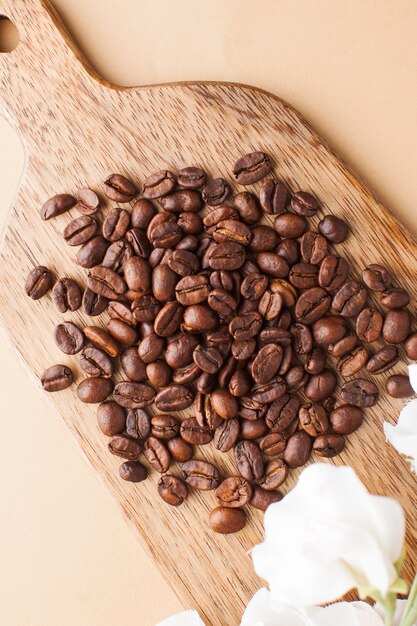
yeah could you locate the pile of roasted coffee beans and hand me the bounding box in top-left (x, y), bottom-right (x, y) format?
top-left (25, 151), bottom-right (416, 534)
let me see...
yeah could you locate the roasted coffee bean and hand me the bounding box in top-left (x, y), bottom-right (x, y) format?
top-left (318, 215), bottom-right (349, 243)
top-left (203, 205), bottom-right (238, 230)
top-left (404, 332), bottom-right (417, 360)
top-left (314, 434), bottom-right (345, 457)
top-left (318, 255), bottom-right (349, 291)
top-left (380, 288), bottom-right (410, 310)
top-left (194, 369), bottom-right (215, 393)
top-left (52, 278), bottom-right (82, 313)
top-left (366, 345), bottom-right (400, 374)
top-left (210, 270), bottom-right (234, 292)
top-left (102, 207), bottom-right (130, 241)
top-left (338, 345), bottom-right (368, 376)
top-left (266, 393), bottom-right (300, 432)
top-left (182, 460), bottom-right (220, 490)
top-left (304, 347), bottom-right (327, 375)
top-left (209, 506), bottom-right (246, 534)
top-left (126, 408), bottom-right (151, 439)
top-left (274, 213), bottom-right (307, 239)
top-left (182, 304), bottom-right (219, 333)
top-left (54, 321), bottom-right (84, 355)
top-left (276, 238), bottom-right (300, 265)
top-left (123, 256), bottom-right (151, 295)
top-left (130, 295), bottom-right (160, 324)
top-left (180, 417), bottom-right (212, 445)
top-left (131, 198), bottom-right (156, 229)
top-left (300, 231), bottom-right (327, 265)
top-left (228, 370), bottom-right (250, 397)
top-left (147, 212), bottom-right (182, 248)
top-left (77, 236), bottom-right (109, 269)
top-left (233, 151), bottom-right (270, 184)
top-left (278, 345), bottom-right (292, 376)
top-left (304, 369), bottom-right (337, 401)
top-left (251, 377), bottom-right (286, 404)
top-left (291, 191), bottom-right (319, 216)
top-left (84, 326), bottom-right (120, 357)
top-left (176, 234), bottom-right (200, 250)
top-left (285, 365), bottom-right (309, 392)
top-left (120, 347), bottom-right (146, 382)
top-left (41, 364), bottom-right (73, 392)
top-left (152, 264), bottom-right (178, 302)
top-left (155, 384), bottom-right (193, 411)
top-left (207, 288), bottom-right (237, 319)
top-left (87, 265), bottom-right (126, 299)
top-left (295, 287), bottom-right (331, 324)
top-left (175, 274), bottom-right (210, 306)
top-left (251, 344), bottom-right (283, 384)
top-left (239, 396), bottom-right (267, 420)
top-left (165, 333), bottom-right (198, 368)
top-left (329, 404), bottom-right (363, 435)
top-left (322, 396), bottom-right (336, 414)
top-left (160, 189), bottom-right (203, 212)
top-left (340, 379), bottom-right (379, 407)
top-left (167, 437), bottom-right (194, 462)
top-left (75, 188), bottom-right (100, 215)
top-left (104, 174), bottom-right (137, 202)
top-left (102, 240), bottom-right (133, 272)
top-left (259, 178), bottom-right (288, 214)
top-left (40, 193), bottom-right (76, 220)
top-left (151, 415), bottom-right (180, 440)
top-left (97, 401), bottom-right (126, 436)
top-left (386, 375), bottom-right (415, 399)
top-left (63, 215), bottom-right (98, 246)
top-left (143, 437), bottom-right (171, 473)
top-left (208, 242), bottom-right (245, 271)
top-left (240, 273), bottom-right (268, 301)
top-left (234, 440), bottom-right (264, 481)
top-left (362, 264), bottom-right (391, 292)
top-left (213, 418), bottom-right (240, 452)
top-left (119, 461), bottom-right (148, 482)
top-left (142, 170), bottom-right (176, 199)
top-left (332, 280), bottom-right (367, 317)
top-left (138, 333), bottom-right (165, 363)
top-left (154, 302), bottom-right (184, 337)
top-left (257, 252), bottom-right (289, 278)
top-left (231, 339), bottom-right (255, 360)
top-left (215, 477), bottom-right (252, 508)
top-left (258, 290), bottom-right (283, 320)
top-left (233, 191), bottom-right (261, 224)
top-left (212, 219), bottom-right (252, 247)
top-left (259, 432), bottom-right (286, 457)
top-left (229, 311), bottom-right (262, 340)
top-left (77, 377), bottom-right (113, 403)
top-left (177, 212), bottom-right (203, 234)
top-left (383, 309), bottom-right (411, 344)
top-left (240, 418), bottom-right (268, 439)
top-left (193, 345), bottom-right (223, 374)
top-left (122, 226), bottom-right (150, 256)
top-left (210, 389), bottom-right (238, 419)
top-left (299, 402), bottom-right (329, 437)
top-left (291, 323), bottom-right (313, 355)
top-left (80, 346), bottom-right (113, 378)
top-left (251, 486), bottom-right (283, 511)
top-left (146, 361), bottom-right (172, 387)
top-left (107, 319), bottom-right (138, 346)
top-left (259, 327), bottom-right (291, 346)
top-left (284, 431), bottom-right (313, 468)
top-left (178, 166), bottom-right (207, 189)
top-left (313, 315), bottom-right (347, 347)
top-left (289, 263), bottom-right (319, 289)
top-left (356, 307), bottom-right (383, 342)
top-left (25, 266), bottom-right (53, 299)
top-left (202, 178), bottom-right (230, 206)
top-left (113, 381), bottom-right (155, 408)
top-left (270, 279), bottom-right (297, 307)
top-left (158, 475), bottom-right (188, 506)
top-left (108, 435), bottom-right (141, 460)
top-left (249, 225), bottom-right (279, 252)
top-left (259, 459), bottom-right (289, 491)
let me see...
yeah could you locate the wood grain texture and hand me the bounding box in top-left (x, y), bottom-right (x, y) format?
top-left (0, 1), bottom-right (416, 624)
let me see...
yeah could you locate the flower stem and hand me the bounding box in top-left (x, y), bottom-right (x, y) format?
top-left (400, 572), bottom-right (417, 626)
top-left (383, 593), bottom-right (397, 626)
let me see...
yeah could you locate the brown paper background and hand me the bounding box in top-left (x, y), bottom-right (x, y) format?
top-left (0, 1), bottom-right (416, 624)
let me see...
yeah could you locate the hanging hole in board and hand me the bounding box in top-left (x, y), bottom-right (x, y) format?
top-left (0, 17), bottom-right (19, 53)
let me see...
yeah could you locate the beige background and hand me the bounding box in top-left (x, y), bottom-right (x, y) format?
top-left (0, 1), bottom-right (416, 624)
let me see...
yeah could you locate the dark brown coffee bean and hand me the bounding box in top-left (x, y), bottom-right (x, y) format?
top-left (229, 311), bottom-right (262, 340)
top-left (230, 339), bottom-right (255, 360)
top-left (285, 365), bottom-right (309, 392)
top-left (130, 295), bottom-right (159, 324)
top-left (113, 381), bottom-right (155, 409)
top-left (366, 345), bottom-right (400, 374)
top-left (54, 321), bottom-right (84, 355)
top-left (179, 417), bottom-right (212, 445)
top-left (291, 323), bottom-right (313, 354)
top-left (182, 304), bottom-right (219, 333)
top-left (299, 402), bottom-right (329, 437)
top-left (270, 279), bottom-right (297, 307)
top-left (193, 345), bottom-right (223, 374)
top-left (209, 507), bottom-right (246, 534)
top-left (233, 191), bottom-right (261, 224)
top-left (227, 370), bottom-right (250, 397)
top-left (332, 280), bottom-right (367, 317)
top-left (251, 486), bottom-right (283, 511)
top-left (258, 290), bottom-right (283, 320)
top-left (251, 377), bottom-right (287, 404)
top-left (251, 344), bottom-right (283, 384)
top-left (239, 396), bottom-right (267, 420)
top-left (330, 404), bottom-right (363, 435)
top-left (318, 255), bottom-right (349, 291)
top-left (202, 178), bottom-right (230, 206)
top-left (126, 408), bottom-right (151, 439)
top-left (97, 401), bottom-right (126, 436)
top-left (40, 194), bottom-right (76, 220)
top-left (380, 288), bottom-right (410, 310)
top-left (383, 309), bottom-right (411, 344)
top-left (318, 215), bottom-right (349, 243)
top-left (386, 375), bottom-right (415, 399)
top-left (131, 198), bottom-right (156, 229)
top-left (143, 437), bottom-right (171, 473)
top-left (274, 213), bottom-right (307, 239)
top-left (155, 384), bottom-right (193, 411)
top-left (256, 252), bottom-right (289, 278)
top-left (167, 437), bottom-right (194, 462)
top-left (259, 328), bottom-right (291, 347)
top-left (300, 231), bottom-right (327, 265)
top-left (266, 393), bottom-right (300, 432)
top-left (177, 213), bottom-right (203, 235)
top-left (138, 333), bottom-right (165, 363)
top-left (103, 239), bottom-right (134, 272)
top-left (338, 345), bottom-right (368, 376)
top-left (291, 191), bottom-right (319, 216)
top-left (240, 273), bottom-right (268, 301)
top-left (147, 212), bottom-right (182, 248)
top-left (313, 315), bottom-right (347, 347)
top-left (289, 263), bottom-right (319, 289)
top-left (233, 151), bottom-right (271, 184)
top-left (175, 274), bottom-right (210, 306)
top-left (108, 435), bottom-right (141, 460)
top-left (259, 459), bottom-right (289, 491)
top-left (328, 334), bottom-right (358, 359)
top-left (102, 207), bottom-right (130, 242)
top-left (177, 166), bottom-right (207, 189)
top-left (182, 460), bottom-right (220, 490)
top-left (142, 170), bottom-right (176, 199)
top-left (146, 361), bottom-right (172, 387)
top-left (107, 319), bottom-right (138, 346)
top-left (41, 364), bottom-right (73, 392)
top-left (125, 228), bottom-right (151, 258)
top-left (276, 240), bottom-right (299, 267)
top-left (304, 347), bottom-right (327, 375)
top-left (87, 265), bottom-right (126, 300)
top-left (284, 431), bottom-right (313, 468)
top-left (77, 377), bottom-right (113, 403)
top-left (176, 235), bottom-right (200, 251)
top-left (362, 264), bottom-right (391, 292)
top-left (123, 257), bottom-right (151, 295)
top-left (314, 434), bottom-right (345, 457)
top-left (249, 225), bottom-right (279, 252)
top-left (77, 236), bottom-right (109, 269)
top-left (161, 189), bottom-right (203, 213)
top-left (356, 307), bottom-right (383, 342)
top-left (151, 415), bottom-right (180, 440)
top-left (120, 347), bottom-right (146, 382)
top-left (84, 326), bottom-right (120, 357)
top-left (259, 433), bottom-right (286, 457)
top-left (215, 477), bottom-right (252, 508)
top-left (165, 333), bottom-right (198, 368)
top-left (259, 178), bottom-right (288, 214)
top-left (340, 379), bottom-right (379, 407)
top-left (203, 205), bottom-right (238, 230)
top-left (209, 388), bottom-right (238, 419)
top-left (213, 418), bottom-right (239, 452)
top-left (234, 440), bottom-right (264, 481)
top-left (119, 461), bottom-right (147, 482)
top-left (104, 174), bottom-right (137, 202)
top-left (208, 242), bottom-right (245, 271)
top-left (304, 369), bottom-right (337, 401)
top-left (207, 288), bottom-right (236, 320)
top-left (295, 288), bottom-right (331, 324)
top-left (154, 302), bottom-right (184, 337)
top-left (240, 418), bottom-right (268, 439)
top-left (212, 220), bottom-right (252, 248)
top-left (25, 266), bottom-right (53, 299)
top-left (152, 265), bottom-right (177, 302)
top-left (80, 346), bottom-right (113, 378)
top-left (75, 188), bottom-right (100, 215)
top-left (158, 475), bottom-right (188, 507)
top-left (52, 278), bottom-right (82, 313)
top-left (404, 332), bottom-right (417, 360)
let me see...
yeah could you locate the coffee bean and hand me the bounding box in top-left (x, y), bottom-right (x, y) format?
top-left (113, 381), bottom-right (155, 409)
top-left (192, 344), bottom-right (223, 374)
top-left (249, 224), bottom-right (279, 252)
top-left (97, 401), bottom-right (126, 436)
top-left (147, 212), bottom-right (182, 248)
top-left (77, 377), bottom-right (113, 403)
top-left (259, 432), bottom-right (286, 457)
top-left (102, 207), bottom-right (130, 242)
top-left (154, 302), bottom-right (184, 337)
top-left (104, 174), bottom-right (137, 202)
top-left (291, 191), bottom-right (319, 216)
top-left (40, 194), bottom-right (76, 220)
top-left (52, 278), bottom-right (82, 313)
top-left (257, 252), bottom-right (290, 278)
top-left (295, 287), bottom-right (331, 324)
top-left (207, 288), bottom-right (237, 319)
top-left (119, 461), bottom-right (148, 482)
top-left (251, 344), bottom-right (283, 384)
top-left (328, 334), bottom-right (358, 359)
top-left (138, 333), bottom-right (165, 363)
top-left (151, 415), bottom-right (180, 440)
top-left (240, 418), bottom-right (267, 440)
top-left (340, 379), bottom-right (379, 407)
top-left (204, 206), bottom-right (238, 231)
top-left (304, 369), bottom-right (337, 401)
top-left (362, 264), bottom-right (391, 292)
top-left (233, 151), bottom-right (271, 185)
top-left (208, 242), bottom-right (245, 271)
top-left (167, 437), bottom-right (194, 462)
top-left (215, 476), bottom-right (252, 508)
top-left (209, 506), bottom-right (246, 534)
top-left (25, 266), bottom-right (53, 299)
top-left (257, 290), bottom-right (282, 320)
top-left (274, 213), bottom-right (307, 239)
top-left (313, 434), bottom-right (345, 457)
top-left (119, 347), bottom-right (146, 382)
top-left (152, 265), bottom-right (178, 302)
top-left (300, 232), bottom-right (327, 265)
top-left (233, 191), bottom-right (261, 224)
top-left (202, 178), bottom-right (230, 206)
top-left (158, 475), bottom-right (188, 506)
top-left (87, 265), bottom-right (126, 300)
top-left (277, 239), bottom-right (300, 265)
top-left (270, 279), bottom-right (297, 306)
top-left (338, 345), bottom-right (368, 376)
top-left (329, 404), bottom-right (363, 435)
top-left (380, 288), bottom-right (410, 310)
top-left (54, 321), bottom-right (84, 355)
top-left (299, 402), bottom-right (329, 437)
top-left (183, 304), bottom-right (219, 333)
top-left (143, 437), bottom-right (171, 473)
top-left (131, 198), bottom-right (156, 229)
top-left (155, 384), bottom-right (193, 411)
top-left (386, 375), bottom-right (414, 399)
top-left (126, 408), bottom-right (151, 439)
top-left (240, 274), bottom-right (267, 302)
top-left (80, 346), bottom-right (114, 378)
top-left (75, 188), bottom-right (100, 215)
top-left (84, 326), bottom-right (120, 357)
top-left (259, 459), bottom-right (289, 490)
top-left (331, 280), bottom-right (367, 317)
top-left (234, 440), bottom-right (264, 481)
top-left (174, 274), bottom-right (210, 306)
top-left (318, 215), bottom-right (349, 243)
top-left (146, 361), bottom-right (172, 387)
top-left (210, 389), bottom-right (238, 419)
top-left (382, 309), bottom-right (411, 344)
top-left (143, 170), bottom-right (176, 199)
top-left (251, 377), bottom-right (287, 404)
top-left (259, 178), bottom-right (288, 214)
top-left (108, 435), bottom-right (142, 460)
top-left (250, 486), bottom-right (283, 511)
top-left (107, 319), bottom-right (138, 346)
top-left (289, 263), bottom-right (319, 289)
top-left (318, 255), bottom-right (349, 291)
top-left (356, 307), bottom-right (383, 342)
top-left (229, 311), bottom-right (262, 340)
top-left (284, 431), bottom-right (313, 468)
top-left (322, 396), bottom-right (337, 414)
top-left (291, 323), bottom-right (313, 354)
top-left (366, 345), bottom-right (400, 374)
top-left (312, 315), bottom-right (347, 347)
top-left (178, 166), bottom-right (207, 189)
top-left (266, 393), bottom-right (300, 432)
top-left (161, 189), bottom-right (203, 213)
top-left (182, 459), bottom-right (220, 490)
top-left (286, 365), bottom-right (309, 392)
top-left (304, 347), bottom-right (327, 375)
top-left (404, 332), bottom-right (417, 360)
top-left (212, 219), bottom-right (252, 247)
top-left (239, 396), bottom-right (267, 420)
top-left (77, 236), bottom-right (109, 269)
top-left (63, 215), bottom-right (97, 246)
top-left (41, 364), bottom-right (73, 392)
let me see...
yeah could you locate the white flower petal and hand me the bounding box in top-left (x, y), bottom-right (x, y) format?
top-left (312, 602), bottom-right (383, 626)
top-left (156, 610), bottom-right (206, 626)
top-left (384, 398), bottom-right (417, 473)
top-left (240, 588), bottom-right (317, 626)
top-left (408, 364), bottom-right (417, 394)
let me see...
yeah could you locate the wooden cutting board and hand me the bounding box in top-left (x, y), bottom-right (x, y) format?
top-left (0, 1), bottom-right (416, 624)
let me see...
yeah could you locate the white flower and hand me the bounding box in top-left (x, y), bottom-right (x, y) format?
top-left (384, 364), bottom-right (417, 473)
top-left (252, 464), bottom-right (405, 607)
top-left (156, 610), bottom-right (206, 626)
